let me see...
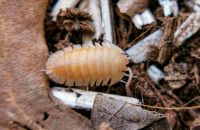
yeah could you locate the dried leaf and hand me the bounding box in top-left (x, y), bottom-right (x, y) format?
top-left (0, 1), bottom-right (91, 129)
top-left (57, 8), bottom-right (95, 34)
top-left (91, 94), bottom-right (169, 130)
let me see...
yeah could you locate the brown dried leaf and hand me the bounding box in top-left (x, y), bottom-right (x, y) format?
top-left (57, 8), bottom-right (95, 34)
top-left (59, 8), bottom-right (92, 20)
top-left (92, 94), bottom-right (169, 130)
top-left (0, 1), bottom-right (91, 129)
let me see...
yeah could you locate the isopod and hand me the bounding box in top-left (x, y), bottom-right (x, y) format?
top-left (45, 42), bottom-right (129, 87)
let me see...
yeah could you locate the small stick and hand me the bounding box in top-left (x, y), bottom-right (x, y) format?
top-left (132, 9), bottom-right (156, 29)
top-left (135, 104), bottom-right (200, 110)
top-left (128, 24), bottom-right (153, 46)
top-left (99, 0), bottom-right (113, 43)
top-left (158, 0), bottom-right (179, 16)
top-left (147, 65), bottom-right (165, 84)
top-left (157, 18), bottom-right (176, 64)
top-left (51, 87), bottom-right (140, 110)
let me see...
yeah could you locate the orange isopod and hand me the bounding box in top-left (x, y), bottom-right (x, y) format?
top-left (45, 42), bottom-right (129, 87)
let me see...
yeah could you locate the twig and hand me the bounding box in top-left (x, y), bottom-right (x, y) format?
top-left (100, 0), bottom-right (113, 43)
top-left (128, 25), bottom-right (153, 47)
top-left (158, 0), bottom-right (179, 16)
top-left (79, 0), bottom-right (103, 40)
top-left (135, 104), bottom-right (200, 110)
top-left (51, 87), bottom-right (140, 110)
top-left (147, 65), bottom-right (165, 84)
top-left (117, 0), bottom-right (155, 29)
top-left (157, 18), bottom-right (176, 64)
top-left (182, 96), bottom-right (200, 107)
top-left (132, 9), bottom-right (156, 29)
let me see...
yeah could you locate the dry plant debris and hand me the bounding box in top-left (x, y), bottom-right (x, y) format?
top-left (44, 1), bottom-right (200, 126)
top-left (157, 17), bottom-right (176, 64)
top-left (57, 8), bottom-right (95, 34)
top-left (1, 0), bottom-right (200, 129)
top-left (50, 87), bottom-right (140, 110)
top-left (117, 0), bottom-right (149, 17)
top-left (44, 0), bottom-right (200, 129)
top-left (0, 0), bottom-right (92, 129)
top-left (91, 94), bottom-right (169, 130)
top-left (174, 12), bottom-right (200, 46)
top-left (50, 0), bottom-right (80, 21)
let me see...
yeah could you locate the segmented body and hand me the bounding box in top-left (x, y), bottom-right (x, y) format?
top-left (45, 42), bottom-right (128, 86)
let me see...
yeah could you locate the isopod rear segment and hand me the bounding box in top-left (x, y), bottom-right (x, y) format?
top-left (45, 42), bottom-right (129, 87)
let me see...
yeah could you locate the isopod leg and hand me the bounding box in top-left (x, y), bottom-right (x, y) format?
top-left (125, 67), bottom-right (133, 97)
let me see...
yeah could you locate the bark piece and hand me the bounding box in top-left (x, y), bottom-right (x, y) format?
top-left (0, 1), bottom-right (91, 129)
top-left (174, 12), bottom-right (200, 46)
top-left (126, 29), bottom-right (163, 63)
top-left (91, 94), bottom-right (169, 130)
top-left (158, 0), bottom-right (179, 16)
top-left (117, 0), bottom-right (155, 29)
top-left (132, 9), bottom-right (156, 29)
top-left (147, 65), bottom-right (165, 84)
top-left (117, 0), bottom-right (149, 17)
top-left (157, 18), bottom-right (176, 64)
